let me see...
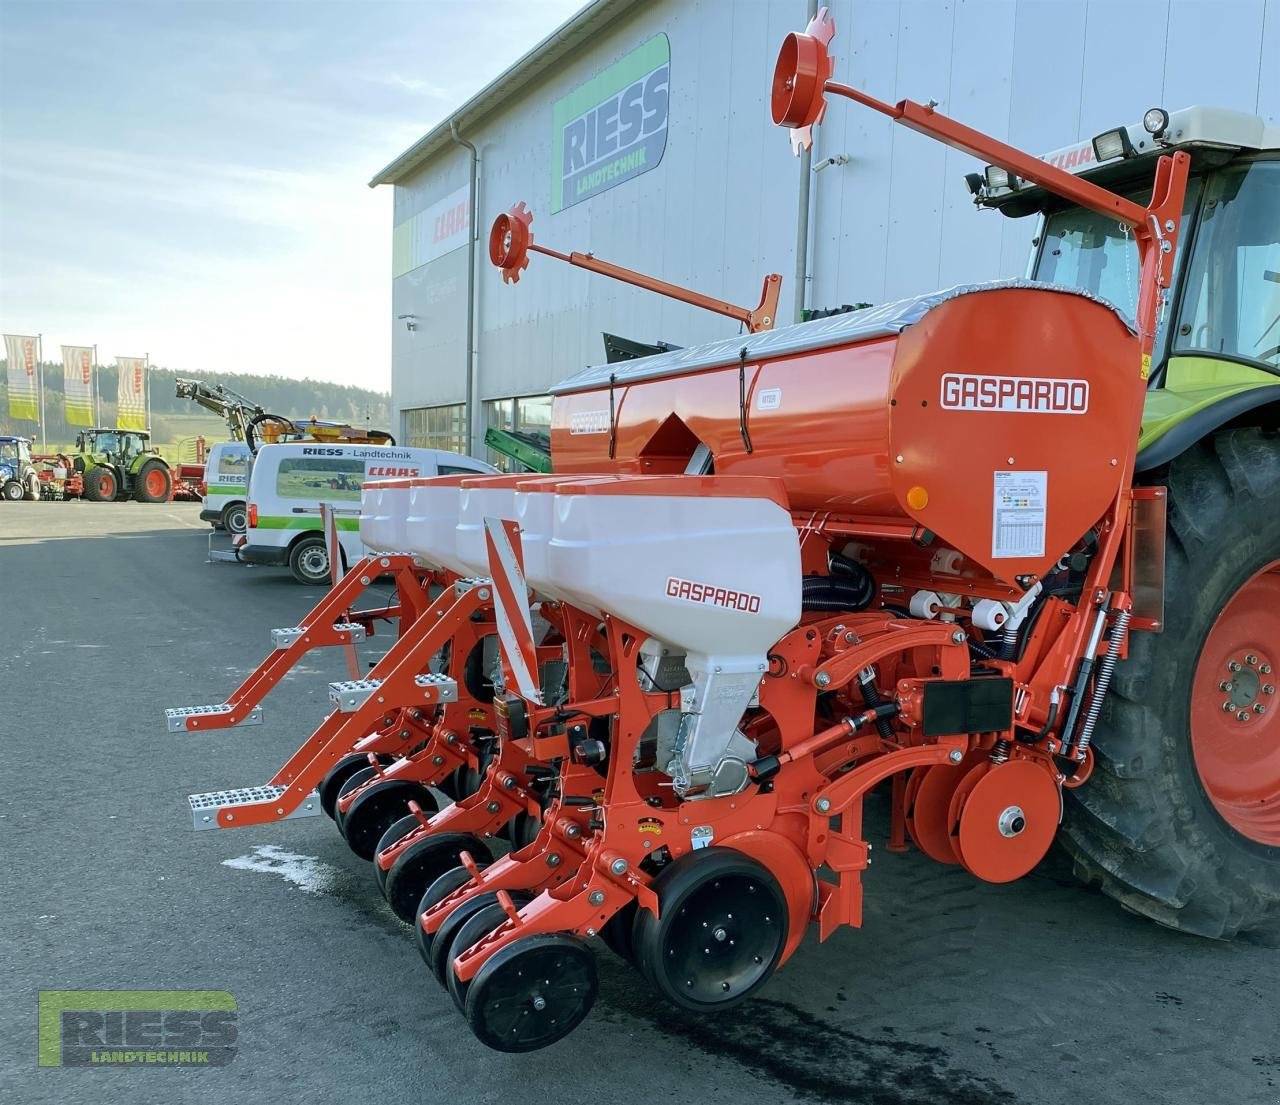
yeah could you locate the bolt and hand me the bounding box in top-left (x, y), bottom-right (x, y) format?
top-left (588, 890), bottom-right (605, 906)
top-left (1261, 665), bottom-right (1272, 675)
top-left (546, 853), bottom-right (562, 867)
top-left (713, 927), bottom-right (728, 942)
top-left (949, 749), bottom-right (963, 763)
top-left (845, 631), bottom-right (856, 643)
top-left (399, 729), bottom-right (410, 739)
top-left (815, 671), bottom-right (831, 688)
top-left (1247, 654), bottom-right (1259, 666)
top-left (360, 576), bottom-right (371, 585)
top-left (566, 824), bottom-right (581, 838)
top-left (486, 801), bottom-right (500, 813)
top-left (1265, 685), bottom-right (1275, 696)
top-left (610, 858), bottom-right (628, 875)
top-left (1229, 660), bottom-right (1242, 672)
top-left (1224, 701), bottom-right (1237, 712)
top-left (1237, 711), bottom-right (1251, 722)
top-left (502, 776), bottom-right (515, 788)
top-left (1219, 681), bottom-right (1233, 692)
top-left (951, 629), bottom-right (966, 645)
top-left (1007, 457), bottom-right (1015, 465)
top-left (478, 588), bottom-right (491, 600)
top-left (1255, 704), bottom-right (1267, 715)
top-left (815, 796), bottom-right (832, 813)
top-left (432, 755), bottom-right (444, 766)
top-left (531, 995), bottom-right (547, 1012)
top-left (895, 454), bottom-right (904, 464)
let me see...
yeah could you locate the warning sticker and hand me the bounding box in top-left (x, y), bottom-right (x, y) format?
top-left (992, 471), bottom-right (1047, 559)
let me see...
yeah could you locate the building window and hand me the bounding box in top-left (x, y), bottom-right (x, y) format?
top-left (482, 394), bottom-right (552, 470)
top-left (403, 404), bottom-right (466, 455)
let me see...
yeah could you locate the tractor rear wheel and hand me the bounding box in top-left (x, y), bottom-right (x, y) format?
top-left (83, 467), bottom-right (118, 502)
top-left (1061, 428), bottom-right (1280, 940)
top-left (134, 460), bottom-right (172, 503)
top-left (2, 480), bottom-right (23, 501)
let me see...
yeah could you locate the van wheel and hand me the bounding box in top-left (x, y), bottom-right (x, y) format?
top-left (289, 535), bottom-right (332, 585)
top-left (220, 501), bottom-right (248, 536)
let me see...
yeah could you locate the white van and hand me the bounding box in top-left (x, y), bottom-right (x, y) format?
top-left (199, 441), bottom-right (252, 534)
top-left (240, 442), bottom-right (495, 584)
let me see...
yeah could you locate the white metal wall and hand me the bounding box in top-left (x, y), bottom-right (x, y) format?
top-left (389, 0), bottom-right (1278, 444)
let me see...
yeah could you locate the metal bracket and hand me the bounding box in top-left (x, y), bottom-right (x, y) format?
top-left (328, 673), bottom-right (458, 712)
top-left (166, 704), bottom-right (264, 733)
top-left (187, 785), bottom-right (320, 831)
top-left (270, 622), bottom-right (367, 650)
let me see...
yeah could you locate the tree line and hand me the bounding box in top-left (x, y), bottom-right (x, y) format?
top-left (0, 361), bottom-right (391, 442)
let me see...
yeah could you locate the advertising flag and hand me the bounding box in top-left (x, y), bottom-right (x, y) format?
top-left (4, 334), bottom-right (40, 422)
top-left (116, 356), bottom-right (147, 431)
top-left (61, 345), bottom-right (95, 427)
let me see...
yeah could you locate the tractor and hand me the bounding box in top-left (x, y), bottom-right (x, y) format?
top-left (72, 428), bottom-right (173, 503)
top-left (0, 436), bottom-right (39, 500)
top-left (969, 101), bottom-right (1280, 937)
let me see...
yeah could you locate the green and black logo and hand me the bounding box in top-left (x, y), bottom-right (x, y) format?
top-left (552, 34), bottom-right (669, 212)
top-left (38, 990), bottom-right (238, 1067)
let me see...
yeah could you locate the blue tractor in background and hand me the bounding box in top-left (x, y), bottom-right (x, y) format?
top-left (0, 436), bottom-right (39, 501)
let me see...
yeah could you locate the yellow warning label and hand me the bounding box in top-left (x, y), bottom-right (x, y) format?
top-left (1140, 354), bottom-right (1151, 380)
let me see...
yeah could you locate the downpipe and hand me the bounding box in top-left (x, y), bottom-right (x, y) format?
top-left (450, 119), bottom-right (479, 455)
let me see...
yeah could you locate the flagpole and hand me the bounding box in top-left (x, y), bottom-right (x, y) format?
top-left (145, 352), bottom-right (151, 432)
top-left (37, 333), bottom-right (46, 450)
top-left (93, 344), bottom-right (100, 427)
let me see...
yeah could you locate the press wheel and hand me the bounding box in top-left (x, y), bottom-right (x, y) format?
top-left (464, 934), bottom-right (598, 1052)
top-left (383, 832), bottom-right (492, 924)
top-left (955, 760), bottom-right (1062, 883)
top-left (342, 779), bottom-right (438, 861)
top-left (631, 848), bottom-right (787, 1012)
top-left (415, 866), bottom-right (479, 966)
top-left (905, 752), bottom-right (987, 864)
top-left (446, 902), bottom-right (511, 1012)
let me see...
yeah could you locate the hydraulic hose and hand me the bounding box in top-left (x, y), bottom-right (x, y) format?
top-left (802, 554), bottom-right (875, 612)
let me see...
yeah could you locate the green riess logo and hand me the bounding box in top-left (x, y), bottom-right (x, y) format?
top-left (551, 34), bottom-right (669, 213)
top-left (38, 990), bottom-right (238, 1067)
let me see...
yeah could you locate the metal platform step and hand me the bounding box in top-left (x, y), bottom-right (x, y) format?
top-left (328, 672), bottom-right (458, 712)
top-left (454, 577), bottom-right (492, 598)
top-left (270, 622), bottom-right (368, 650)
top-left (165, 704), bottom-right (264, 733)
top-left (187, 786), bottom-right (320, 831)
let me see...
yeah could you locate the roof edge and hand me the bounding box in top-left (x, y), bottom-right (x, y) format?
top-left (368, 0), bottom-right (642, 188)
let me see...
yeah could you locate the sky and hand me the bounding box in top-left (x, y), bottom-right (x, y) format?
top-left (0, 0), bottom-right (584, 391)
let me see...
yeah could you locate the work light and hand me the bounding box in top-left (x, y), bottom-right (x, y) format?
top-left (1092, 127), bottom-right (1134, 162)
top-left (1143, 107), bottom-right (1169, 139)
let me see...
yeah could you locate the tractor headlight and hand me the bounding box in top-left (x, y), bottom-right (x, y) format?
top-left (1143, 107), bottom-right (1169, 139)
top-left (1091, 127), bottom-right (1134, 162)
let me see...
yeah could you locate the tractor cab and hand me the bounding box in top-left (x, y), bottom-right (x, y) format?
top-left (971, 105), bottom-right (1280, 466)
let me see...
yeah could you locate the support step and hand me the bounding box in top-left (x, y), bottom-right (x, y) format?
top-left (328, 673), bottom-right (458, 712)
top-left (187, 786), bottom-right (320, 831)
top-left (270, 622), bottom-right (368, 650)
top-left (165, 704), bottom-right (264, 733)
top-left (454, 577), bottom-right (492, 598)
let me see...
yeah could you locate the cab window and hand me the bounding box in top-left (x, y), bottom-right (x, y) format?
top-left (1173, 160), bottom-right (1280, 369)
top-left (275, 456), bottom-right (364, 501)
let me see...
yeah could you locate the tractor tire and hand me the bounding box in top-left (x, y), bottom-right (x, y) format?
top-left (83, 467), bottom-right (118, 502)
top-left (134, 460), bottom-right (172, 503)
top-left (1060, 428), bottom-right (1280, 940)
top-left (289, 535), bottom-right (332, 586)
top-left (220, 500), bottom-right (248, 536)
top-left (2, 480), bottom-right (23, 501)
top-left (23, 474), bottom-right (39, 500)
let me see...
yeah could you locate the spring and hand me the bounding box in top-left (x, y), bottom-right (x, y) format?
top-left (989, 738), bottom-right (1011, 764)
top-left (1075, 609), bottom-right (1131, 757)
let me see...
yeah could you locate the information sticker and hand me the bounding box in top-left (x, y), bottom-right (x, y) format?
top-left (992, 471), bottom-right (1047, 559)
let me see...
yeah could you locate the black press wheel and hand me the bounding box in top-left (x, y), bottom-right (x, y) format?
top-left (631, 847), bottom-right (787, 1012)
top-left (320, 754), bottom-right (380, 820)
top-left (383, 831), bottom-right (493, 923)
top-left (598, 900), bottom-right (638, 963)
top-left (373, 814), bottom-right (422, 894)
top-left (333, 766), bottom-right (378, 835)
top-left (446, 902), bottom-right (511, 1012)
top-left (464, 934), bottom-right (598, 1053)
top-left (342, 779), bottom-right (439, 861)
top-left (430, 893), bottom-right (503, 985)
top-left (416, 866), bottom-right (482, 966)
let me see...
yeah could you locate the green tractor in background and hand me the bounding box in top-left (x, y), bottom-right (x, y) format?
top-left (73, 428), bottom-right (173, 503)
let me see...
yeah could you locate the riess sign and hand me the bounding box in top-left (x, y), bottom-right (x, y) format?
top-left (552, 34), bottom-right (669, 212)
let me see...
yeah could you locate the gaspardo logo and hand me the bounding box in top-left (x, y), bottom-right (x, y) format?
top-left (38, 990), bottom-right (238, 1068)
top-left (666, 575), bottom-right (762, 614)
top-left (940, 373), bottom-right (1090, 414)
top-left (552, 34), bottom-right (669, 212)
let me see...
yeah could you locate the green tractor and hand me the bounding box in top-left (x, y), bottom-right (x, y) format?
top-left (976, 105), bottom-right (1279, 937)
top-left (73, 428), bottom-right (173, 503)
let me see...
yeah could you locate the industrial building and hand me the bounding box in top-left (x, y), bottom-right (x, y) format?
top-left (370, 0), bottom-right (1279, 459)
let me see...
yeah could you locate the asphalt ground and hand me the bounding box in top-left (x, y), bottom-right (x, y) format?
top-left (1, 501), bottom-right (1276, 1105)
